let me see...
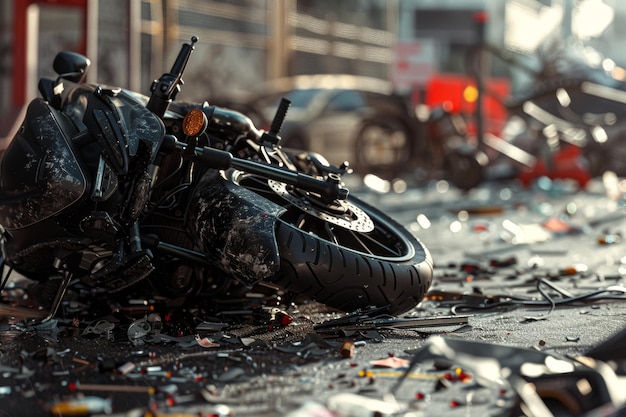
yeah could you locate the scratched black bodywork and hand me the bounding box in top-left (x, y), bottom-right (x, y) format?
top-left (0, 87), bottom-right (165, 282)
top-left (187, 169), bottom-right (286, 286)
top-left (0, 99), bottom-right (88, 231)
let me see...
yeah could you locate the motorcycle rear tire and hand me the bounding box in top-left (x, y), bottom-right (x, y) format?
top-left (271, 196), bottom-right (433, 315)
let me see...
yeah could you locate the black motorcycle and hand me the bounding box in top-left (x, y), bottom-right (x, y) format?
top-left (0, 37), bottom-right (433, 321)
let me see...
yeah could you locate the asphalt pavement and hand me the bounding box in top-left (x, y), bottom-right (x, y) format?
top-left (2, 174), bottom-right (626, 416)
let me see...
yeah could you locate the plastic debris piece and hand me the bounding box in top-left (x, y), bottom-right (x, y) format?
top-left (49, 396), bottom-right (112, 416)
top-left (327, 392), bottom-right (401, 416)
top-left (216, 367), bottom-right (245, 382)
top-left (116, 361), bottom-right (136, 375)
top-left (32, 318), bottom-right (59, 331)
top-left (502, 219), bottom-right (552, 244)
top-left (82, 320), bottom-right (115, 337)
top-left (541, 216), bottom-right (576, 234)
top-left (147, 313), bottom-right (162, 334)
top-left (127, 317), bottom-right (151, 345)
top-left (489, 257), bottom-right (518, 267)
top-left (196, 335), bottom-right (220, 348)
top-left (74, 382), bottom-right (155, 395)
top-left (560, 263), bottom-right (588, 275)
top-left (455, 367), bottom-right (472, 383)
top-left (370, 357), bottom-right (410, 369)
top-left (598, 233), bottom-right (622, 245)
top-left (252, 306), bottom-right (293, 327)
top-left (358, 369), bottom-right (373, 378)
top-left (143, 404), bottom-right (233, 416)
top-left (472, 223), bottom-right (489, 233)
top-left (277, 311), bottom-right (293, 326)
top-left (195, 321), bottom-right (229, 332)
top-left (340, 341), bottom-right (355, 359)
top-left (283, 401), bottom-right (337, 417)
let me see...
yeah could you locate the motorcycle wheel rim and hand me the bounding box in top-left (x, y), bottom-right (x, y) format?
top-left (234, 174), bottom-right (416, 262)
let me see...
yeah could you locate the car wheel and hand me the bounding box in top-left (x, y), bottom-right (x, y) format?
top-left (353, 119), bottom-right (412, 178)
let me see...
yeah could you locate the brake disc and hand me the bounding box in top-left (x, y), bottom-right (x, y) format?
top-left (268, 180), bottom-right (374, 232)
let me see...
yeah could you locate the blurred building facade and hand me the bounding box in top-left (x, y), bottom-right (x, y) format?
top-left (1, 0), bottom-right (625, 139)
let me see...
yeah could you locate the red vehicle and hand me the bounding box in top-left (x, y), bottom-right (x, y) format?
top-left (422, 73), bottom-right (510, 138)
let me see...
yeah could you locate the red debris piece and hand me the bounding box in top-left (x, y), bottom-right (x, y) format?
top-left (542, 216), bottom-right (574, 233)
top-left (370, 357), bottom-right (410, 369)
top-left (278, 312), bottom-right (293, 326)
top-left (489, 257), bottom-right (517, 267)
top-left (472, 223), bottom-right (488, 233)
top-left (455, 368), bottom-right (472, 383)
top-left (460, 263), bottom-right (481, 273)
top-left (450, 399), bottom-right (461, 408)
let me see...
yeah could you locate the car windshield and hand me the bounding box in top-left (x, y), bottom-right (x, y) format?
top-left (280, 88), bottom-right (324, 108)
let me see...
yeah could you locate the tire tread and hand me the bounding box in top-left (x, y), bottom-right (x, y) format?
top-left (272, 220), bottom-right (433, 315)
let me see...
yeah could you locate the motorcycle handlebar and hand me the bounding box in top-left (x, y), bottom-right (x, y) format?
top-left (147, 36), bottom-right (198, 118)
top-left (169, 35), bottom-right (198, 81)
top-left (153, 38), bottom-right (348, 201)
top-left (195, 147), bottom-right (348, 201)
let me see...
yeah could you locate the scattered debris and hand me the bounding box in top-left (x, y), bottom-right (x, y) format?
top-left (2, 178), bottom-right (626, 416)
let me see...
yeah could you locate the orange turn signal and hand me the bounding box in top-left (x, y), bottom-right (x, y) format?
top-left (463, 85), bottom-right (478, 103)
top-left (182, 108), bottom-right (207, 136)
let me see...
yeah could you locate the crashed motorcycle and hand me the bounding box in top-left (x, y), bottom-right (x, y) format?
top-left (0, 37), bottom-right (432, 321)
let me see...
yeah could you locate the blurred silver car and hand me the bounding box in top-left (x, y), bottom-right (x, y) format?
top-left (245, 75), bottom-right (421, 177)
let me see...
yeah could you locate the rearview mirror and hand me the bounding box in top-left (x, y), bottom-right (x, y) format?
top-left (53, 51), bottom-right (90, 83)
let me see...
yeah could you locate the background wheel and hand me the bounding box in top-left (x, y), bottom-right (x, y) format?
top-left (444, 147), bottom-right (485, 191)
top-left (353, 119), bottom-right (413, 179)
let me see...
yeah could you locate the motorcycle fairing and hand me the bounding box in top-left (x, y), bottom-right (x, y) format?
top-left (63, 85), bottom-right (165, 169)
top-left (107, 90), bottom-right (166, 161)
top-left (188, 169), bottom-right (286, 285)
top-left (0, 98), bottom-right (88, 230)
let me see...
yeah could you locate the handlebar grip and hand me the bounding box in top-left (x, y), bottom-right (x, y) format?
top-left (196, 147), bottom-right (233, 170)
top-left (169, 36), bottom-right (198, 78)
top-left (147, 36), bottom-right (198, 117)
top-left (194, 147), bottom-right (348, 201)
top-left (270, 98), bottom-right (291, 134)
